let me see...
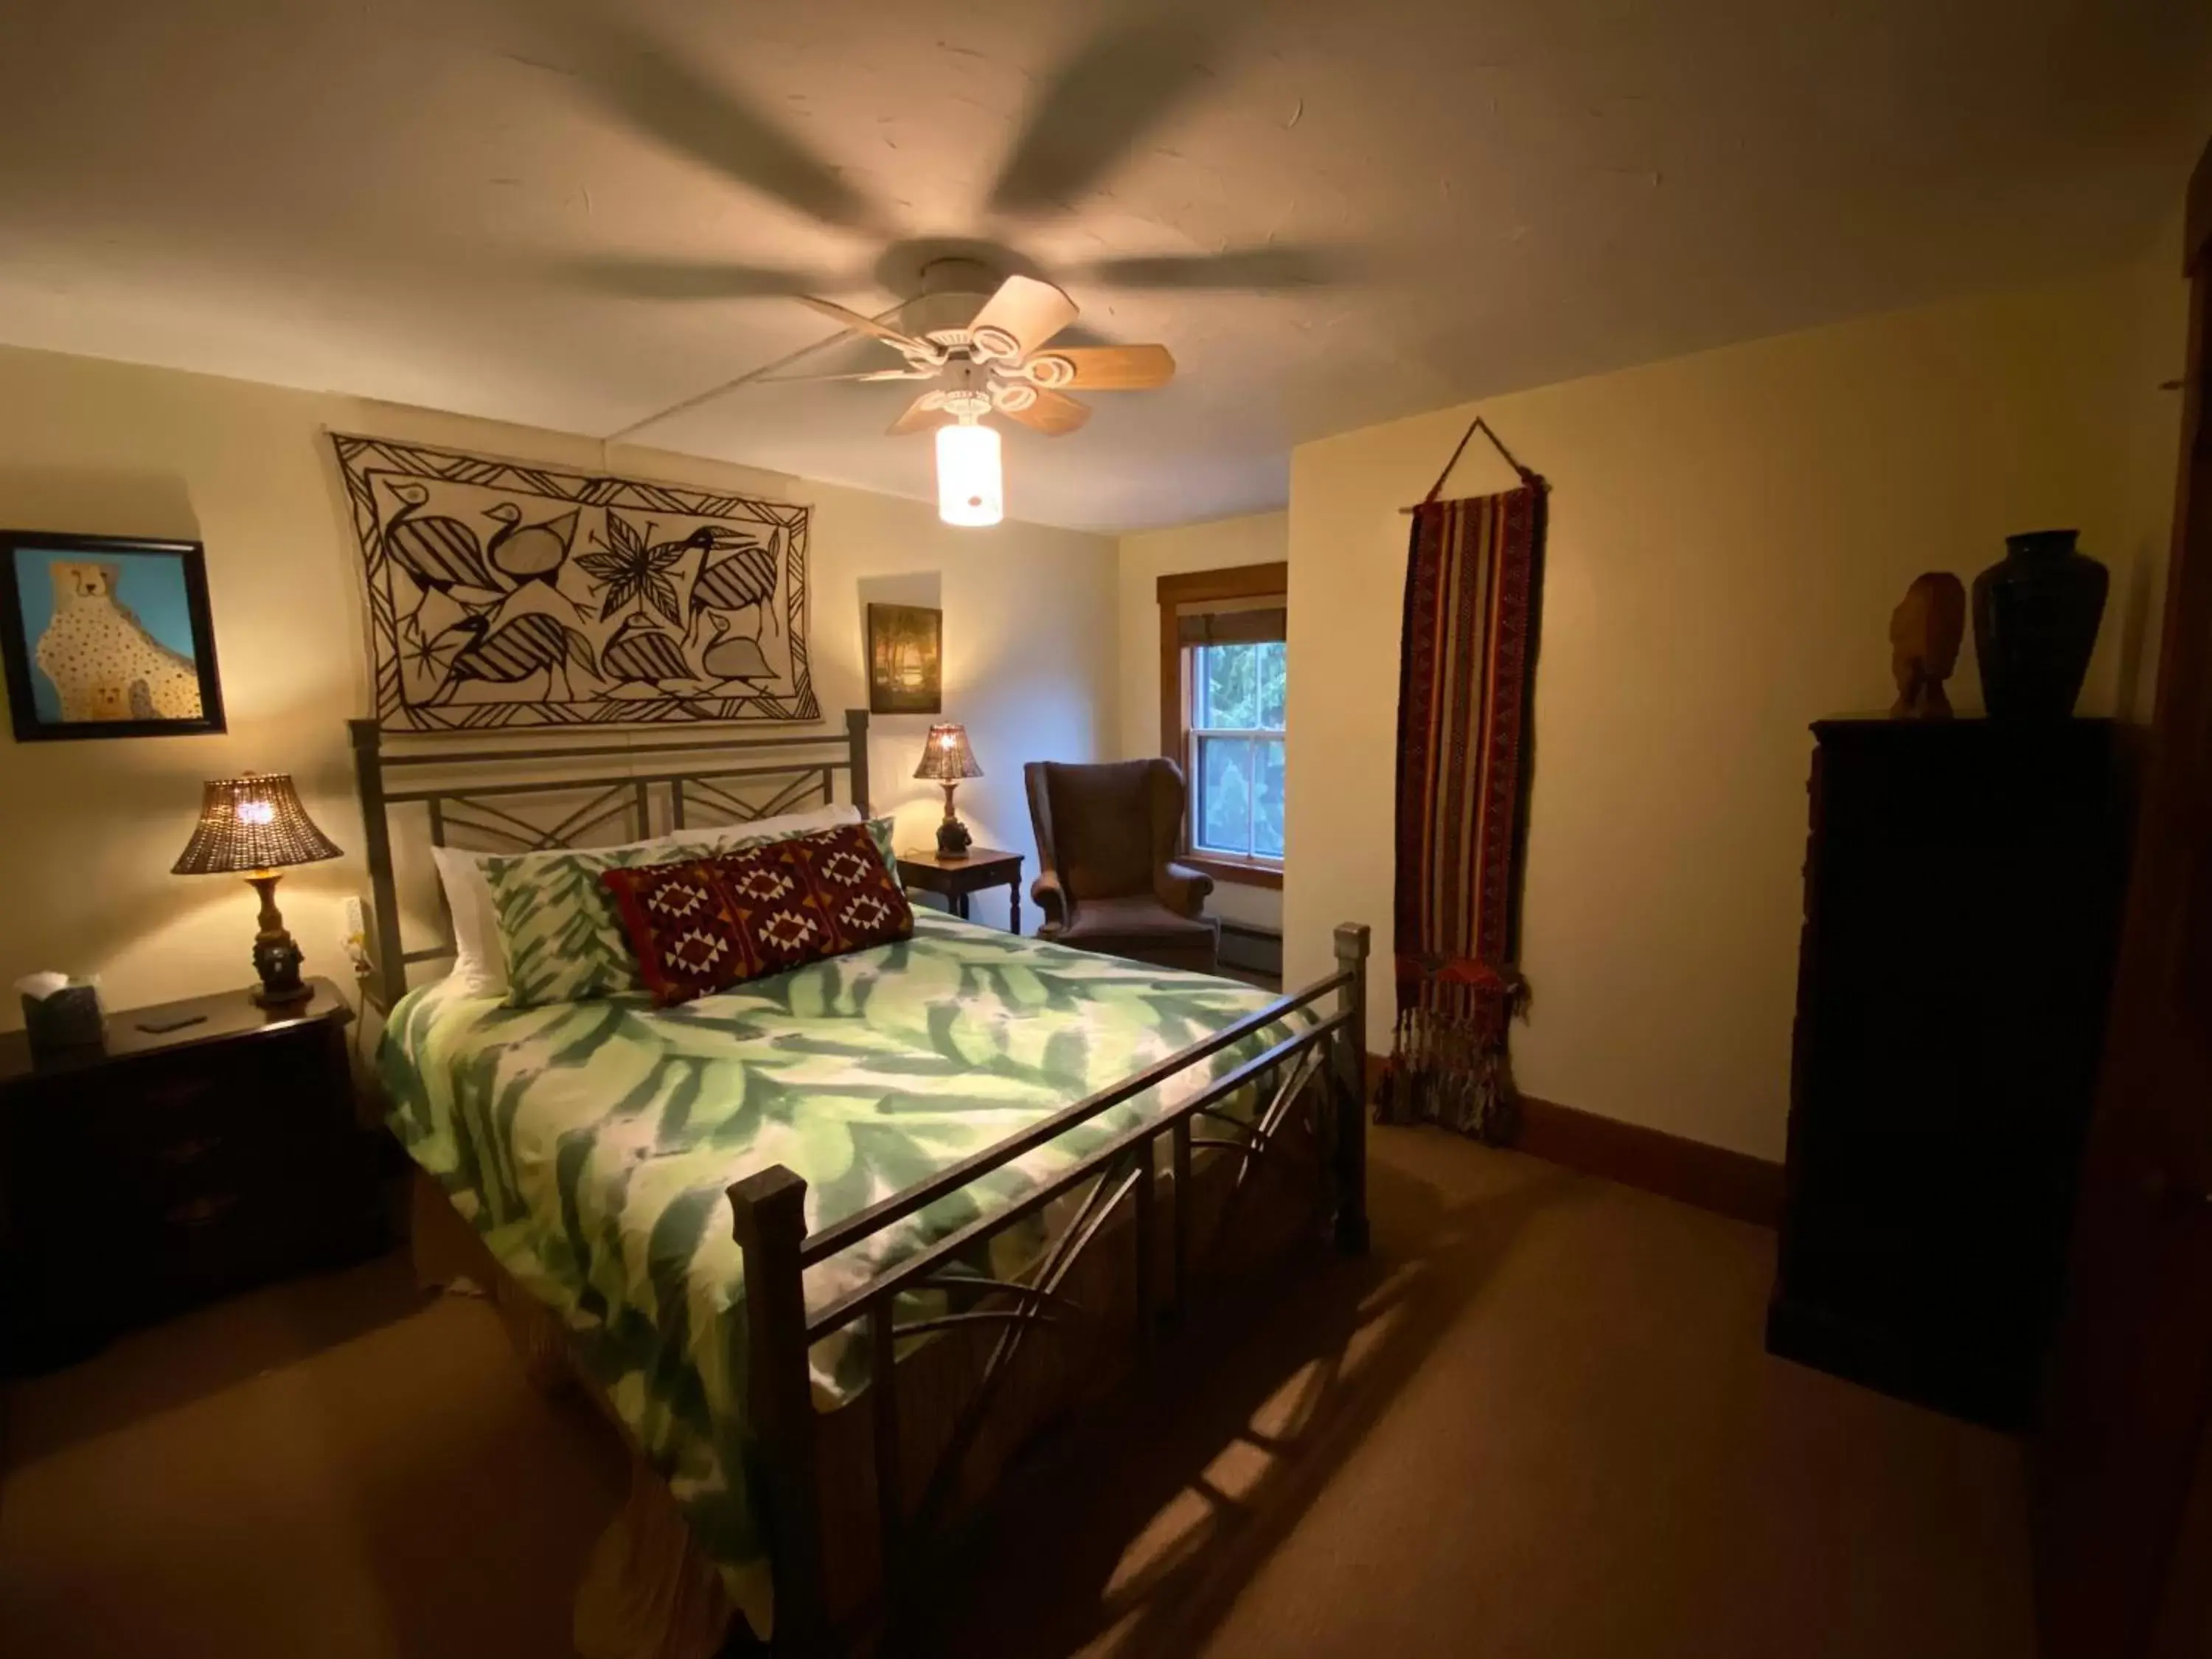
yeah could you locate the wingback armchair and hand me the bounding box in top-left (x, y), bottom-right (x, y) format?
top-left (1024, 759), bottom-right (1220, 973)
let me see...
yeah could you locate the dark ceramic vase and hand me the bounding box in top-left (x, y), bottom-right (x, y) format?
top-left (1971, 529), bottom-right (2108, 720)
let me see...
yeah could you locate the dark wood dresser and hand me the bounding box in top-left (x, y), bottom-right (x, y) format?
top-left (0, 978), bottom-right (386, 1373)
top-left (1767, 717), bottom-right (2135, 1429)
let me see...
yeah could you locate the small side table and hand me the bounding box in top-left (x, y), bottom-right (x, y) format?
top-left (0, 978), bottom-right (386, 1373)
top-left (897, 846), bottom-right (1024, 932)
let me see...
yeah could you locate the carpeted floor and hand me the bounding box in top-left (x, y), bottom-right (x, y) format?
top-left (0, 1128), bottom-right (2037, 1658)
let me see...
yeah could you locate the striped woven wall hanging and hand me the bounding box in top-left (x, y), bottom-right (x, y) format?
top-left (1377, 417), bottom-right (1546, 1141)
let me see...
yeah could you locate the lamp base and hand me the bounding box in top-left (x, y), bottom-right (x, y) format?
top-left (246, 873), bottom-right (313, 1010)
top-left (250, 979), bottom-right (313, 1012)
top-left (936, 776), bottom-right (973, 857)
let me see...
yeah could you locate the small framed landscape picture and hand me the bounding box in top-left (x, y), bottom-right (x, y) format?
top-left (866, 602), bottom-right (942, 715)
top-left (0, 530), bottom-right (226, 742)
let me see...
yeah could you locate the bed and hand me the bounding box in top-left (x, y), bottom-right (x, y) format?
top-left (350, 712), bottom-right (1369, 1657)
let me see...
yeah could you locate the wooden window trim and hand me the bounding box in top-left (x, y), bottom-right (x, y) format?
top-left (1158, 563), bottom-right (1288, 886)
top-left (1180, 849), bottom-right (1284, 890)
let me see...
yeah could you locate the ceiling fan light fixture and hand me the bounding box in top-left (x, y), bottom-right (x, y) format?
top-left (936, 421), bottom-right (1004, 528)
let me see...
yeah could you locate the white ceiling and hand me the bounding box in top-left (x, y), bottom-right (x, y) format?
top-left (1, 0), bottom-right (2206, 532)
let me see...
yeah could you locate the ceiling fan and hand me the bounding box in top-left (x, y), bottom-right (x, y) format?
top-left (771, 268), bottom-right (1175, 526)
top-left (527, 1), bottom-right (1346, 525)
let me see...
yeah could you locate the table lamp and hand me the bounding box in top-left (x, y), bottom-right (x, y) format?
top-left (171, 772), bottom-right (344, 1009)
top-left (913, 723), bottom-right (982, 857)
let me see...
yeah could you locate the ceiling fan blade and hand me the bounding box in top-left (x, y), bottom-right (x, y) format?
top-left (969, 275), bottom-right (1079, 360)
top-left (1081, 244), bottom-right (1352, 291)
top-left (889, 395), bottom-right (952, 437)
top-left (987, 13), bottom-right (1240, 217)
top-left (554, 254), bottom-right (830, 300)
top-left (1004, 389), bottom-right (1092, 437)
top-left (1036, 344), bottom-right (1175, 390)
top-left (794, 295), bottom-right (933, 354)
top-left (532, 2), bottom-right (886, 234)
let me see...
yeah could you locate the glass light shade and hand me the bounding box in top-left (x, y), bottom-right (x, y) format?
top-left (935, 422), bottom-right (1004, 527)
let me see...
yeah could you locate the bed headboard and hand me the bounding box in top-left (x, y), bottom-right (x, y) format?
top-left (347, 709), bottom-right (870, 1012)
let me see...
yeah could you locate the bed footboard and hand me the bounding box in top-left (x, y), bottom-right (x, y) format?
top-left (729, 922), bottom-right (1370, 1654)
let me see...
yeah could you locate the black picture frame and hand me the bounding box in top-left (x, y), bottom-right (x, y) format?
top-left (0, 530), bottom-right (227, 742)
top-left (866, 602), bottom-right (943, 715)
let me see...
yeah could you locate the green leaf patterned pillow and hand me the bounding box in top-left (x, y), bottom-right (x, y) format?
top-left (486, 841), bottom-right (714, 1007)
top-left (865, 815), bottom-right (897, 875)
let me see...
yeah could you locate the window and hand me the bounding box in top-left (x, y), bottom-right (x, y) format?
top-left (1190, 640), bottom-right (1286, 860)
top-left (1157, 563), bottom-right (1287, 886)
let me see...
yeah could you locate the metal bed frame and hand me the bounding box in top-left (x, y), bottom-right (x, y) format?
top-left (348, 710), bottom-right (1369, 1655)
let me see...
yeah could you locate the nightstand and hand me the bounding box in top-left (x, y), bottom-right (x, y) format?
top-left (0, 978), bottom-right (386, 1374)
top-left (897, 846), bottom-right (1024, 932)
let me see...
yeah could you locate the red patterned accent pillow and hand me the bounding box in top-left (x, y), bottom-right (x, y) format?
top-left (603, 825), bottom-right (917, 1006)
top-left (597, 858), bottom-right (760, 1006)
top-left (709, 821), bottom-right (914, 977)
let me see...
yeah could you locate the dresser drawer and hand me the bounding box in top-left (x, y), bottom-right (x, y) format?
top-left (80, 1037), bottom-right (339, 1164)
top-left (131, 1184), bottom-right (303, 1315)
top-left (107, 1112), bottom-right (299, 1219)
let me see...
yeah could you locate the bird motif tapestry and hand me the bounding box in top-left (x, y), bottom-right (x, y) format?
top-left (1377, 420), bottom-right (1545, 1143)
top-left (331, 434), bottom-right (818, 732)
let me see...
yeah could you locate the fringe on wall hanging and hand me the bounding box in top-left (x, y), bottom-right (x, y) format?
top-left (1376, 417), bottom-right (1546, 1143)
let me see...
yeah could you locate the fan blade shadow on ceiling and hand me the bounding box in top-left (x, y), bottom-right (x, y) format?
top-left (757, 369), bottom-right (936, 384)
top-left (987, 2), bottom-right (1250, 218)
top-left (555, 254), bottom-right (838, 299)
top-left (795, 295), bottom-right (934, 352)
top-left (529, 0), bottom-right (888, 235)
top-left (604, 324), bottom-right (870, 442)
top-left (1079, 244), bottom-right (1356, 290)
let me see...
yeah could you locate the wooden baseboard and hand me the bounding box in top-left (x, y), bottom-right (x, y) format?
top-left (1514, 1096), bottom-right (1783, 1228)
top-left (1361, 1053), bottom-right (1783, 1228)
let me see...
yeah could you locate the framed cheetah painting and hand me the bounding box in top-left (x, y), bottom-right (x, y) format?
top-left (0, 531), bottom-right (226, 742)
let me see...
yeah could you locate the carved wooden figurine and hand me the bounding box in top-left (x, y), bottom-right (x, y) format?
top-left (1889, 571), bottom-right (1966, 719)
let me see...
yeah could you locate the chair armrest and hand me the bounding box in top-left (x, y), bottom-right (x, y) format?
top-left (1157, 860), bottom-right (1214, 917)
top-left (1030, 869), bottom-right (1071, 931)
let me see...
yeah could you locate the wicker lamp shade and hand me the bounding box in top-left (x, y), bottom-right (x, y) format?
top-left (171, 773), bottom-right (343, 876)
top-left (912, 723), bottom-right (983, 783)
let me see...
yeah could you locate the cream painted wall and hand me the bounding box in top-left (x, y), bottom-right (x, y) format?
top-left (1284, 264), bottom-right (2183, 1161)
top-left (1115, 510), bottom-right (1288, 932)
top-left (0, 344), bottom-right (1115, 1026)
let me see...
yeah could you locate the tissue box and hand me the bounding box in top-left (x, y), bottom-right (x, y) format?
top-left (21, 984), bottom-right (105, 1054)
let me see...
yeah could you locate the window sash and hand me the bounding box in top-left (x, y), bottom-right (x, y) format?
top-left (1190, 640), bottom-right (1287, 737)
top-left (1189, 731), bottom-right (1286, 863)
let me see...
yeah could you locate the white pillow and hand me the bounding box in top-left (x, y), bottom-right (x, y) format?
top-left (428, 801), bottom-right (859, 997)
top-left (430, 841), bottom-right (509, 998)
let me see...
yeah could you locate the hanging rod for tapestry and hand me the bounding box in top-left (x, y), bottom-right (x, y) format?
top-left (1399, 415), bottom-right (1541, 512)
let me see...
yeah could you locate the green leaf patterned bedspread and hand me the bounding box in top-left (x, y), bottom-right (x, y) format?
top-left (379, 910), bottom-right (1310, 1639)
